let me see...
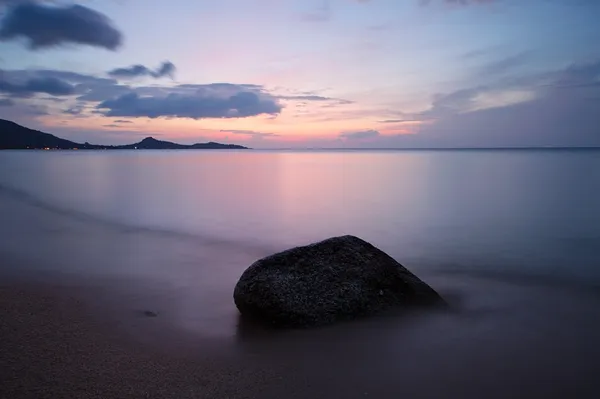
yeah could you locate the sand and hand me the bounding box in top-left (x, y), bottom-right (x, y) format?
top-left (0, 275), bottom-right (301, 399)
top-left (3, 269), bottom-right (600, 399)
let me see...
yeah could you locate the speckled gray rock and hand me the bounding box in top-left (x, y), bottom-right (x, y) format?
top-left (233, 235), bottom-right (444, 328)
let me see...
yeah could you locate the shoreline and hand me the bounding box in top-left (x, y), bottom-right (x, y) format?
top-left (0, 271), bottom-right (291, 399)
top-left (2, 269), bottom-right (600, 399)
top-left (2, 148), bottom-right (600, 398)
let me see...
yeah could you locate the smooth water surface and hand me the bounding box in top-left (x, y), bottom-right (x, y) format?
top-left (1, 149), bottom-right (599, 280)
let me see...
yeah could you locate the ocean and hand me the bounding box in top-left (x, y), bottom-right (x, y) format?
top-left (1, 149), bottom-right (600, 398)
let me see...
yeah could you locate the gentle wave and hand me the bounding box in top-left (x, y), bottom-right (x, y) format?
top-left (435, 266), bottom-right (600, 297)
top-left (0, 182), bottom-right (277, 255)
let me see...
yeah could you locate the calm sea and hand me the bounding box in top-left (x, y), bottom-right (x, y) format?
top-left (1, 149), bottom-right (600, 397)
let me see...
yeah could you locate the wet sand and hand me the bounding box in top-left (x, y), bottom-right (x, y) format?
top-left (2, 268), bottom-right (600, 399)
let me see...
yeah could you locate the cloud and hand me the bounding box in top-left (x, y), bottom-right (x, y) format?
top-left (76, 82), bottom-right (130, 102)
top-left (279, 95), bottom-right (331, 101)
top-left (0, 98), bottom-right (14, 106)
top-left (220, 129), bottom-right (280, 138)
top-left (408, 60), bottom-right (600, 147)
top-left (0, 74), bottom-right (75, 97)
top-left (339, 129), bottom-right (380, 139)
top-left (418, 59), bottom-right (600, 120)
top-left (0, 68), bottom-right (288, 121)
top-left (64, 104), bottom-right (85, 115)
top-left (479, 52), bottom-right (532, 76)
top-left (422, 0), bottom-right (599, 6)
top-left (278, 94), bottom-right (353, 105)
top-left (113, 119), bottom-right (132, 124)
top-left (0, 0), bottom-right (26, 5)
top-left (553, 61), bottom-right (600, 88)
top-left (108, 61), bottom-right (176, 80)
top-left (33, 70), bottom-right (117, 85)
top-left (0, 2), bottom-right (122, 50)
top-left (4, 69), bottom-right (129, 102)
top-left (96, 87), bottom-right (282, 119)
top-left (154, 61), bottom-right (176, 79)
top-left (26, 103), bottom-right (49, 115)
top-left (0, 0), bottom-right (47, 5)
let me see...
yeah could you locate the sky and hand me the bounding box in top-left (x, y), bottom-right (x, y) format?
top-left (0, 0), bottom-right (599, 148)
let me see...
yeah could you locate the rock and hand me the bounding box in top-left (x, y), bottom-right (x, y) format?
top-left (233, 235), bottom-right (444, 328)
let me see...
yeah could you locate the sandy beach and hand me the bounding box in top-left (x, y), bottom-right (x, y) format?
top-left (1, 271), bottom-right (303, 399)
top-left (3, 266), bottom-right (600, 399)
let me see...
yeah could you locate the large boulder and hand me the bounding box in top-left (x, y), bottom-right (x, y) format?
top-left (233, 235), bottom-right (444, 328)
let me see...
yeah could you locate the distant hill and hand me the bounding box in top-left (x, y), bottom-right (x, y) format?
top-left (0, 119), bottom-right (249, 150)
top-left (118, 137), bottom-right (247, 150)
top-left (0, 119), bottom-right (85, 150)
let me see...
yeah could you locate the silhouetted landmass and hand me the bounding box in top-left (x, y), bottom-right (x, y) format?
top-left (117, 137), bottom-right (247, 150)
top-left (0, 119), bottom-right (249, 150)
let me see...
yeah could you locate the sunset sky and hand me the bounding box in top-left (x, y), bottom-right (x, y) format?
top-left (1, 0), bottom-right (599, 148)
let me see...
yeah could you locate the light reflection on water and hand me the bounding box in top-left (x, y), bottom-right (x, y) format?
top-left (1, 149), bottom-right (599, 278)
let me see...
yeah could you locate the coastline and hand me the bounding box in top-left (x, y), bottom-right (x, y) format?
top-left (2, 151), bottom-right (600, 398)
top-left (3, 267), bottom-right (600, 399)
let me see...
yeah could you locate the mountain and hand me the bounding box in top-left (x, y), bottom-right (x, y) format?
top-left (0, 119), bottom-right (84, 150)
top-left (118, 137), bottom-right (247, 150)
top-left (0, 119), bottom-right (249, 150)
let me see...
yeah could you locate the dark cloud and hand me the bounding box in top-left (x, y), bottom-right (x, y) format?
top-left (96, 88), bottom-right (282, 119)
top-left (76, 83), bottom-right (130, 102)
top-left (339, 129), bottom-right (380, 139)
top-left (8, 69), bottom-right (127, 102)
top-left (278, 94), bottom-right (353, 105)
top-left (113, 119), bottom-right (132, 124)
top-left (0, 68), bottom-right (287, 121)
top-left (0, 74), bottom-right (75, 97)
top-left (0, 2), bottom-right (122, 50)
top-left (177, 83), bottom-right (263, 91)
top-left (108, 61), bottom-right (176, 79)
top-left (0, 98), bottom-right (14, 106)
top-left (220, 129), bottom-right (280, 138)
top-left (0, 0), bottom-right (30, 5)
top-left (33, 70), bottom-right (117, 85)
top-left (552, 61), bottom-right (600, 88)
top-left (64, 104), bottom-right (85, 115)
top-left (279, 95), bottom-right (331, 101)
top-left (0, 0), bottom-right (48, 5)
top-left (154, 61), bottom-right (176, 79)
